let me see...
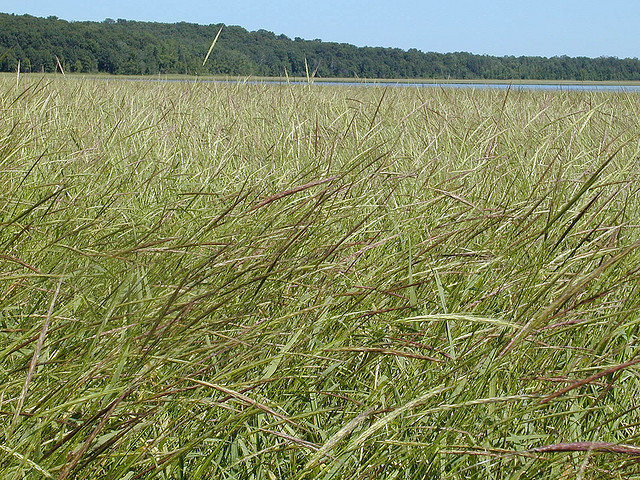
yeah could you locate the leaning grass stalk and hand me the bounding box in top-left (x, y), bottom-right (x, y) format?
top-left (348, 386), bottom-right (451, 449)
top-left (249, 176), bottom-right (337, 212)
top-left (530, 442), bottom-right (640, 456)
top-left (187, 379), bottom-right (301, 429)
top-left (202, 26), bottom-right (223, 67)
top-left (58, 387), bottom-right (134, 480)
top-left (304, 58), bottom-right (310, 84)
top-left (55, 55), bottom-right (65, 75)
top-left (501, 237), bottom-right (640, 355)
top-left (305, 407), bottom-right (378, 469)
top-left (349, 392), bottom-right (538, 450)
top-left (10, 277), bottom-right (62, 434)
top-left (0, 445), bottom-right (54, 479)
top-left (541, 356), bottom-right (640, 404)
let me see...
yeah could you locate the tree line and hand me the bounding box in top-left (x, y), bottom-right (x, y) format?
top-left (1, 13), bottom-right (640, 81)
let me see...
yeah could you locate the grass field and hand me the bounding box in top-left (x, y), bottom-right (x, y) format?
top-left (2, 74), bottom-right (640, 479)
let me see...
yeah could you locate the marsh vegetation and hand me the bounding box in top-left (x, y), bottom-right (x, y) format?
top-left (2, 75), bottom-right (640, 479)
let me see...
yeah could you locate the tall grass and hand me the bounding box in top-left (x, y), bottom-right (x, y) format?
top-left (2, 75), bottom-right (640, 479)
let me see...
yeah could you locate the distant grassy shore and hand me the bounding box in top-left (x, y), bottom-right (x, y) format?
top-left (2, 75), bottom-right (640, 479)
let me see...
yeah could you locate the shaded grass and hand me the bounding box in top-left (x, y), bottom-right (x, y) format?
top-left (1, 75), bottom-right (640, 479)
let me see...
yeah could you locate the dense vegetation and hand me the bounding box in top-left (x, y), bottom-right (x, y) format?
top-left (2, 13), bottom-right (640, 80)
top-left (2, 75), bottom-right (640, 479)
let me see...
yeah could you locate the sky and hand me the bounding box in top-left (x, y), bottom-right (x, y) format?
top-left (3, 0), bottom-right (639, 59)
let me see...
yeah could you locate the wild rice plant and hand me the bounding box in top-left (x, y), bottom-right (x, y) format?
top-left (1, 75), bottom-right (640, 479)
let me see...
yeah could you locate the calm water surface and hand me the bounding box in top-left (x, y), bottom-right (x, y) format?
top-left (117, 77), bottom-right (640, 92)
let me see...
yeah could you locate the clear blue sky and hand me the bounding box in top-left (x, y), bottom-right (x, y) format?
top-left (3, 0), bottom-right (639, 59)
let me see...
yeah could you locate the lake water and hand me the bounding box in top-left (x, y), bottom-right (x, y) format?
top-left (116, 77), bottom-right (640, 92)
top-left (328, 82), bottom-right (640, 92)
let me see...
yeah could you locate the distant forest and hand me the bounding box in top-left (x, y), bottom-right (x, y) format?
top-left (2, 13), bottom-right (640, 81)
